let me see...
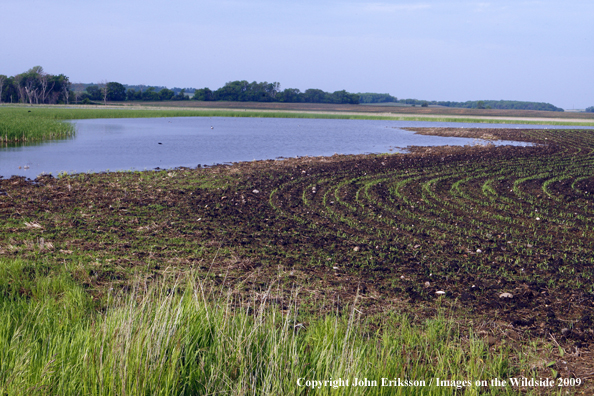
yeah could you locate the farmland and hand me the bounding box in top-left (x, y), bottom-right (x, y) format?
top-left (2, 126), bottom-right (594, 393)
top-left (126, 100), bottom-right (594, 121)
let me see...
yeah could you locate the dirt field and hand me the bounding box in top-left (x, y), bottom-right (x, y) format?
top-left (2, 127), bottom-right (594, 387)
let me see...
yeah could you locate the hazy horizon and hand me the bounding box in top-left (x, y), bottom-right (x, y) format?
top-left (4, 0), bottom-right (593, 109)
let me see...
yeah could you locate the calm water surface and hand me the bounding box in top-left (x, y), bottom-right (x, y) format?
top-left (0, 117), bottom-right (583, 178)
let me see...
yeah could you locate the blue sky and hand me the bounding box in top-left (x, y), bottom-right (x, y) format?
top-left (3, 0), bottom-right (593, 108)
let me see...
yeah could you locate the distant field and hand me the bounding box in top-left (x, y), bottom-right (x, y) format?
top-left (120, 100), bottom-right (594, 120)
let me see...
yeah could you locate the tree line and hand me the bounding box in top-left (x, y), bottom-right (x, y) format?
top-left (0, 70), bottom-right (360, 105)
top-left (79, 80), bottom-right (359, 104)
top-left (1, 67), bottom-right (572, 111)
top-left (354, 92), bottom-right (566, 112)
top-left (72, 80), bottom-right (359, 104)
top-left (396, 98), bottom-right (564, 112)
top-left (586, 106), bottom-right (594, 113)
top-left (358, 93), bottom-right (398, 103)
top-left (79, 83), bottom-right (190, 103)
top-left (0, 66), bottom-right (71, 104)
top-left (192, 80), bottom-right (359, 104)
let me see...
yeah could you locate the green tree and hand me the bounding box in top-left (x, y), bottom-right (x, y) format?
top-left (358, 93), bottom-right (397, 103)
top-left (586, 106), bottom-right (594, 113)
top-left (142, 87), bottom-right (161, 101)
top-left (214, 80), bottom-right (248, 101)
top-left (192, 88), bottom-right (213, 101)
top-left (107, 82), bottom-right (126, 101)
top-left (277, 88), bottom-right (302, 103)
top-left (172, 89), bottom-right (189, 100)
top-left (0, 75), bottom-right (6, 103)
top-left (159, 88), bottom-right (175, 101)
top-left (85, 85), bottom-right (102, 101)
top-left (303, 89), bottom-right (327, 103)
top-left (126, 89), bottom-right (142, 101)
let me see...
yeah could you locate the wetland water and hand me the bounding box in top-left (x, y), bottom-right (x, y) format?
top-left (0, 116), bottom-right (584, 178)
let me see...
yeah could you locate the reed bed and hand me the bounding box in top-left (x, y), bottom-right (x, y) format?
top-left (0, 108), bottom-right (75, 143)
top-left (0, 257), bottom-right (531, 395)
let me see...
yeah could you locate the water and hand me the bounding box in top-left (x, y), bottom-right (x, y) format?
top-left (0, 116), bottom-right (585, 178)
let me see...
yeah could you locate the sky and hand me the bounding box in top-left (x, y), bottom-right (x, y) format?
top-left (3, 0), bottom-right (593, 109)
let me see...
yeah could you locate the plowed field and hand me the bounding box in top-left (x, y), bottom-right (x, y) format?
top-left (1, 127), bottom-right (594, 356)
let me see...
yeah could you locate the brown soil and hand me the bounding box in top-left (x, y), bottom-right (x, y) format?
top-left (2, 127), bottom-right (594, 386)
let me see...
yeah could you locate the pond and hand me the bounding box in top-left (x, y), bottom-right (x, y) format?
top-left (0, 116), bottom-right (584, 179)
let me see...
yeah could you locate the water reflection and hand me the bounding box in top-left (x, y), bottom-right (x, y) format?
top-left (0, 135), bottom-right (75, 150)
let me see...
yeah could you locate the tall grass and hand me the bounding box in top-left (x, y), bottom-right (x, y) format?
top-left (0, 258), bottom-right (534, 395)
top-left (0, 109), bottom-right (75, 142)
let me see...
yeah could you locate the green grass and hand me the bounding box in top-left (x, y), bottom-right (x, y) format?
top-left (2, 105), bottom-right (594, 143)
top-left (0, 108), bottom-right (75, 142)
top-left (0, 257), bottom-right (537, 395)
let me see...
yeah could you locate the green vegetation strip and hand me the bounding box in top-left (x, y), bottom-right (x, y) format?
top-left (0, 257), bottom-right (526, 396)
top-left (2, 106), bottom-right (594, 142)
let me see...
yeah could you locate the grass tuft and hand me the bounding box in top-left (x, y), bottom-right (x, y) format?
top-left (0, 257), bottom-right (531, 395)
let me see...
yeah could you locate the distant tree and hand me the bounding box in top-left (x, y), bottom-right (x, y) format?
top-left (186, 80), bottom-right (359, 104)
top-left (14, 67), bottom-right (42, 104)
top-left (42, 73), bottom-right (70, 104)
top-left (358, 93), bottom-right (397, 103)
top-left (277, 88), bottom-right (302, 103)
top-left (37, 72), bottom-right (54, 104)
top-left (107, 82), bottom-right (126, 101)
top-left (421, 101), bottom-right (428, 107)
top-left (8, 68), bottom-right (69, 104)
top-left (98, 80), bottom-right (109, 105)
top-left (586, 106), bottom-right (594, 113)
top-left (172, 88), bottom-right (189, 100)
top-left (214, 80), bottom-right (248, 101)
top-left (141, 87), bottom-right (161, 101)
top-left (1, 76), bottom-right (17, 103)
top-left (71, 83), bottom-right (86, 104)
top-left (7, 66), bottom-right (70, 104)
top-left (477, 101), bottom-right (486, 109)
top-left (432, 99), bottom-right (563, 112)
top-left (349, 93), bottom-right (360, 104)
top-left (0, 75), bottom-right (6, 103)
top-left (192, 88), bottom-right (213, 101)
top-left (303, 89), bottom-right (327, 103)
top-left (159, 88), bottom-right (175, 101)
top-left (265, 82), bottom-right (280, 101)
top-left (61, 80), bottom-right (70, 104)
top-left (126, 88), bottom-right (142, 101)
top-left (85, 85), bottom-right (102, 101)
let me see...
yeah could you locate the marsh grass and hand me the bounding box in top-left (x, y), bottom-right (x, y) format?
top-left (0, 257), bottom-right (543, 395)
top-left (0, 109), bottom-right (75, 142)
